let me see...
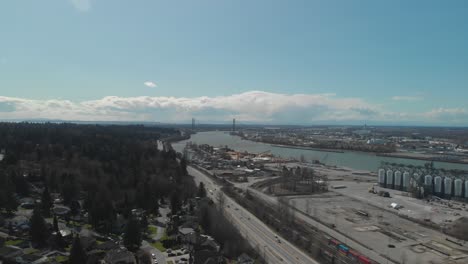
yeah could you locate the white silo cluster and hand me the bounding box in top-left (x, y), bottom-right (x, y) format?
top-left (378, 166), bottom-right (468, 200)
top-left (434, 176), bottom-right (442, 195)
top-left (454, 179), bottom-right (463, 197)
top-left (378, 169), bottom-right (386, 187)
top-left (394, 171), bottom-right (402, 189)
top-left (403, 171), bottom-right (410, 190)
top-left (386, 170), bottom-right (394, 189)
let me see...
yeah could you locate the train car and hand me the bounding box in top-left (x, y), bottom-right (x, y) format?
top-left (358, 255), bottom-right (372, 264)
top-left (329, 239), bottom-right (340, 247)
top-left (338, 244), bottom-right (349, 255)
top-left (347, 249), bottom-right (360, 262)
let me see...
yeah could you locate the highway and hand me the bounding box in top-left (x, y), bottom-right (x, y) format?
top-left (245, 187), bottom-right (397, 264)
top-left (187, 166), bottom-right (320, 264)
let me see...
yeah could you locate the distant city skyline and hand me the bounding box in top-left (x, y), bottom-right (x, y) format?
top-left (1, 0), bottom-right (467, 125)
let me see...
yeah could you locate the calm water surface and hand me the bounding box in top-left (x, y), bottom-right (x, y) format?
top-left (172, 131), bottom-right (468, 172)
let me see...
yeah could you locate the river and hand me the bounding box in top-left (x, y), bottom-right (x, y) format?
top-left (172, 131), bottom-right (468, 172)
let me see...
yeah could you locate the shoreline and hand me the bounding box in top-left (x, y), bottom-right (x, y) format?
top-left (376, 153), bottom-right (468, 165)
top-left (270, 144), bottom-right (345, 153)
top-left (172, 131), bottom-right (468, 170)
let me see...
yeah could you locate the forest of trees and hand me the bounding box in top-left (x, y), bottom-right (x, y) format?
top-left (0, 123), bottom-right (196, 247)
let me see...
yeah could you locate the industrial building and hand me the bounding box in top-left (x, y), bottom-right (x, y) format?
top-left (378, 164), bottom-right (468, 200)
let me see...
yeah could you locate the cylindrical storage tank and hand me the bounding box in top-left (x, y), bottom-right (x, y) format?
top-left (444, 177), bottom-right (453, 197)
top-left (403, 172), bottom-right (411, 191)
top-left (394, 171), bottom-right (402, 190)
top-left (424, 175), bottom-right (432, 186)
top-left (378, 169), bottom-right (386, 187)
top-left (424, 175), bottom-right (433, 195)
top-left (386, 170), bottom-right (394, 189)
top-left (454, 179), bottom-right (463, 197)
top-left (465, 181), bottom-right (468, 199)
top-left (434, 176), bottom-right (443, 194)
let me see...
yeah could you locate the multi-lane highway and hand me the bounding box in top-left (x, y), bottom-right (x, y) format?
top-left (187, 166), bottom-right (320, 264)
top-left (245, 186), bottom-right (396, 264)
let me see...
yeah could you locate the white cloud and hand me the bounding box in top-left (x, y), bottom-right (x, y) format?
top-left (422, 108), bottom-right (468, 123)
top-left (391, 95), bottom-right (423, 101)
top-left (70, 0), bottom-right (92, 12)
top-left (0, 91), bottom-right (466, 125)
top-left (144, 81), bottom-right (157, 88)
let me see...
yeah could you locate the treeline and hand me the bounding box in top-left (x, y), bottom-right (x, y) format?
top-left (0, 122), bottom-right (194, 233)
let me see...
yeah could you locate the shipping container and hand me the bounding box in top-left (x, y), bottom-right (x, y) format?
top-left (338, 244), bottom-right (349, 254)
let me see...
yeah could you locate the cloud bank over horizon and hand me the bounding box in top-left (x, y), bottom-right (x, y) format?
top-left (0, 91), bottom-right (466, 125)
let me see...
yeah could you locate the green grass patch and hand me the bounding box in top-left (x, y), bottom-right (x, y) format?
top-left (167, 261), bottom-right (174, 264)
top-left (151, 241), bottom-right (166, 251)
top-left (160, 230), bottom-right (168, 240)
top-left (55, 256), bottom-right (69, 263)
top-left (148, 226), bottom-right (158, 235)
top-left (5, 240), bottom-right (23, 246)
top-left (23, 248), bottom-right (39, 254)
top-left (83, 224), bottom-right (92, 229)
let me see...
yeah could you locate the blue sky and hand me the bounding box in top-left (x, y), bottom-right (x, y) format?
top-left (0, 0), bottom-right (467, 125)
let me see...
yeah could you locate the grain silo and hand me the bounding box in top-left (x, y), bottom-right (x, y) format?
top-left (465, 181), bottom-right (468, 199)
top-left (444, 177), bottom-right (453, 198)
top-left (386, 170), bottom-right (394, 189)
top-left (402, 171), bottom-right (411, 191)
top-left (424, 175), bottom-right (433, 194)
top-left (454, 179), bottom-right (463, 197)
top-left (434, 176), bottom-right (443, 195)
top-left (378, 169), bottom-right (386, 187)
top-left (394, 171), bottom-right (402, 190)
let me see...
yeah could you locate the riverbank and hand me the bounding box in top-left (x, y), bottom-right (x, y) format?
top-left (270, 144), bottom-right (345, 153)
top-left (171, 131), bottom-right (468, 172)
top-left (377, 152), bottom-right (468, 165)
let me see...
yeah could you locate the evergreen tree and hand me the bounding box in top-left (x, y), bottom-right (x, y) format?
top-left (152, 197), bottom-right (160, 216)
top-left (180, 157), bottom-right (188, 175)
top-left (53, 215), bottom-right (59, 233)
top-left (140, 214), bottom-right (149, 232)
top-left (2, 185), bottom-right (18, 215)
top-left (41, 186), bottom-right (52, 217)
top-left (13, 172), bottom-right (29, 196)
top-left (29, 206), bottom-right (49, 248)
top-left (69, 235), bottom-right (87, 264)
top-left (197, 182), bottom-right (207, 198)
top-left (170, 191), bottom-right (181, 215)
top-left (62, 175), bottom-right (77, 205)
top-left (54, 231), bottom-right (66, 250)
top-left (123, 217), bottom-right (142, 251)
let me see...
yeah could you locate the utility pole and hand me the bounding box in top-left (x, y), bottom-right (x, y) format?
top-left (232, 118), bottom-right (236, 132)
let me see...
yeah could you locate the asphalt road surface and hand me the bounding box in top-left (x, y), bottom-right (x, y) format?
top-left (187, 166), bottom-right (320, 264)
top-left (246, 187), bottom-right (397, 264)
